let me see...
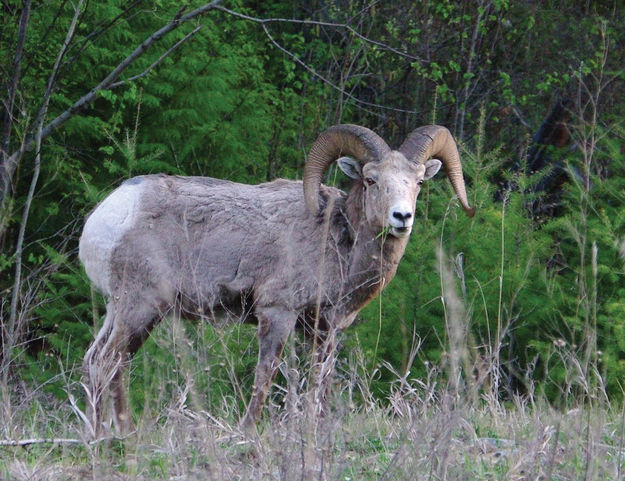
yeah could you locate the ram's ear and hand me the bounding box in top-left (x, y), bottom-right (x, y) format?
top-left (337, 156), bottom-right (363, 180)
top-left (424, 159), bottom-right (442, 180)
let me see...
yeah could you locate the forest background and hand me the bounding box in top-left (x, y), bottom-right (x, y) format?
top-left (1, 0), bottom-right (625, 445)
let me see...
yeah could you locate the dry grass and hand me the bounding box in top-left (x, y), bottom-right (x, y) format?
top-left (1, 334), bottom-right (624, 481)
top-left (2, 245), bottom-right (624, 480)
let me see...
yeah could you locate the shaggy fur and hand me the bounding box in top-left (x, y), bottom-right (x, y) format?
top-left (80, 124), bottom-right (472, 435)
top-left (81, 174), bottom-right (407, 433)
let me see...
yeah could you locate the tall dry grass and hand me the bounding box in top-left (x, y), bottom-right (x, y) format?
top-left (1, 254), bottom-right (624, 481)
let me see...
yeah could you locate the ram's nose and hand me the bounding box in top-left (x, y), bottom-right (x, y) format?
top-left (392, 210), bottom-right (412, 223)
top-left (389, 203), bottom-right (414, 227)
top-left (388, 204), bottom-right (414, 238)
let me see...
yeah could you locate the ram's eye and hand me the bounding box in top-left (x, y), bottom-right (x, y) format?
top-left (417, 179), bottom-right (424, 186)
top-left (365, 177), bottom-right (376, 186)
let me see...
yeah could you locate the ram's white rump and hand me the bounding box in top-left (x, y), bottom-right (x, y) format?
top-left (79, 180), bottom-right (144, 295)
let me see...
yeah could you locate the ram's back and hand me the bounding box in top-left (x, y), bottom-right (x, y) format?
top-left (79, 174), bottom-right (336, 315)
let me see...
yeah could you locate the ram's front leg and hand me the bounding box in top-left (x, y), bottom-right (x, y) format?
top-left (241, 306), bottom-right (297, 430)
top-left (309, 325), bottom-right (339, 417)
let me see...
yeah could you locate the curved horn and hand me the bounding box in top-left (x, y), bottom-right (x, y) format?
top-left (399, 125), bottom-right (475, 217)
top-left (304, 124), bottom-right (391, 215)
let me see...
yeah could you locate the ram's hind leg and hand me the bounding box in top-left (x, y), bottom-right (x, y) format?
top-left (83, 301), bottom-right (119, 437)
top-left (83, 300), bottom-right (161, 437)
top-left (241, 307), bottom-right (297, 430)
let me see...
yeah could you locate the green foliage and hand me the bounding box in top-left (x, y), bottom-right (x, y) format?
top-left (353, 117), bottom-right (625, 402)
top-left (2, 0), bottom-right (625, 413)
top-left (131, 320), bottom-right (258, 423)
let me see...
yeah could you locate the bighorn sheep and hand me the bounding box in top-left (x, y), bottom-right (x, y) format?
top-left (79, 124), bottom-right (474, 434)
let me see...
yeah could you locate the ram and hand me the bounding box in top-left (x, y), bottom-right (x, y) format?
top-left (79, 124), bottom-right (474, 435)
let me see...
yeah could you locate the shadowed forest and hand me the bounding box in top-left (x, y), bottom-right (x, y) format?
top-left (1, 1), bottom-right (625, 479)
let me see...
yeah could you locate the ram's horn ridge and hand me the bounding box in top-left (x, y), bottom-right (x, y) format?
top-left (303, 124), bottom-right (391, 215)
top-left (399, 125), bottom-right (475, 217)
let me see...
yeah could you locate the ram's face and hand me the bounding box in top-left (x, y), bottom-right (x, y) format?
top-left (339, 152), bottom-right (441, 238)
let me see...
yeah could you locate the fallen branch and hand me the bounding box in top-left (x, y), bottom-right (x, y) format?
top-left (0, 434), bottom-right (135, 447)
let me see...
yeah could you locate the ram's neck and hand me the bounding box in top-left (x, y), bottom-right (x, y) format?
top-left (350, 227), bottom-right (407, 290)
top-left (344, 183), bottom-right (364, 231)
top-left (336, 188), bottom-right (409, 315)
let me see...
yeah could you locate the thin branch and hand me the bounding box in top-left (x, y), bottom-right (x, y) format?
top-left (218, 5), bottom-right (422, 117)
top-left (1, 0), bottom-right (32, 199)
top-left (260, 23), bottom-right (418, 116)
top-left (0, 0), bottom-right (223, 205)
top-left (109, 25), bottom-right (203, 89)
top-left (511, 105), bottom-right (532, 130)
top-left (214, 5), bottom-right (423, 63)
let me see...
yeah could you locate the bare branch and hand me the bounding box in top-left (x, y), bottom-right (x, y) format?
top-left (1, 0), bottom-right (32, 200)
top-left (0, 0), bottom-right (223, 205)
top-left (511, 105), bottom-right (532, 130)
top-left (214, 5), bottom-right (421, 118)
top-left (109, 25), bottom-right (203, 89)
top-left (214, 5), bottom-right (423, 63)
top-left (260, 23), bottom-right (417, 116)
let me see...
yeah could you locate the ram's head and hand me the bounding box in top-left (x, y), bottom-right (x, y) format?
top-left (303, 124), bottom-right (475, 238)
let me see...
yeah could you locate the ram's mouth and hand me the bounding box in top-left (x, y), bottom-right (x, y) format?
top-left (390, 226), bottom-right (411, 238)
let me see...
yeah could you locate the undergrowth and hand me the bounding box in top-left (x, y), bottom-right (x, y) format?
top-left (1, 313), bottom-right (623, 481)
